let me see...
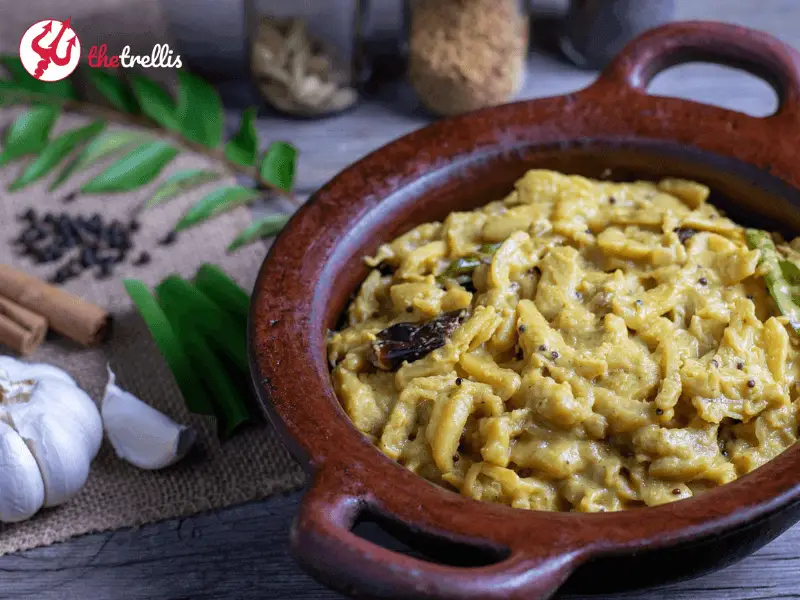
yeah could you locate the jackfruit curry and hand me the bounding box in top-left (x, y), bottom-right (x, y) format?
top-left (327, 169), bottom-right (800, 512)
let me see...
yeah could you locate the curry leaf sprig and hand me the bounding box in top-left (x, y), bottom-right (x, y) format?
top-left (0, 56), bottom-right (296, 251)
top-left (124, 264), bottom-right (255, 439)
top-left (745, 228), bottom-right (800, 332)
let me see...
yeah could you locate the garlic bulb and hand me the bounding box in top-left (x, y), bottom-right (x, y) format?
top-left (0, 356), bottom-right (76, 386)
top-left (102, 366), bottom-right (196, 470)
top-left (0, 421), bottom-right (45, 522)
top-left (0, 356), bottom-right (102, 519)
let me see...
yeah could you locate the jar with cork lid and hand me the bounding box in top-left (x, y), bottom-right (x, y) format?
top-left (406, 0), bottom-right (529, 117)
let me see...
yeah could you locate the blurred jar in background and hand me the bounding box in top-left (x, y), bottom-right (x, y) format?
top-left (560, 0), bottom-right (675, 70)
top-left (245, 0), bottom-right (369, 118)
top-left (407, 0), bottom-right (529, 117)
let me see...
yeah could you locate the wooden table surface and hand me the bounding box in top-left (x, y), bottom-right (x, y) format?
top-left (5, 1), bottom-right (800, 599)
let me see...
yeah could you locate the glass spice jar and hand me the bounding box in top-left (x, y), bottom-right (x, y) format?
top-left (406, 0), bottom-right (529, 117)
top-left (244, 0), bottom-right (369, 118)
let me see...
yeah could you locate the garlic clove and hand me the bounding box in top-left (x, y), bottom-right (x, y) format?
top-left (0, 376), bottom-right (103, 461)
top-left (6, 406), bottom-right (91, 508)
top-left (34, 379), bottom-right (103, 459)
top-left (102, 367), bottom-right (196, 470)
top-left (0, 421), bottom-right (45, 522)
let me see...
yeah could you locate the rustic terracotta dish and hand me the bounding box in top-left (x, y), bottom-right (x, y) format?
top-left (251, 21), bottom-right (800, 600)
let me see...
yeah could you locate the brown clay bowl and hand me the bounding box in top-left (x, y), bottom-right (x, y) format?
top-left (250, 21), bottom-right (800, 600)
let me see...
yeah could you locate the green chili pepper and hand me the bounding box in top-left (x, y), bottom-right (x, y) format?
top-left (156, 276), bottom-right (248, 373)
top-left (478, 242), bottom-right (502, 254)
top-left (436, 243), bottom-right (503, 285)
top-left (123, 279), bottom-right (214, 416)
top-left (194, 264), bottom-right (250, 326)
top-left (746, 228), bottom-right (800, 332)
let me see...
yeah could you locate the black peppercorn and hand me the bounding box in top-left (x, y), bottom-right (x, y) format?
top-left (96, 261), bottom-right (114, 280)
top-left (539, 345), bottom-right (547, 352)
top-left (655, 408), bottom-right (664, 415)
top-left (698, 277), bottom-right (708, 286)
top-left (608, 196), bottom-right (616, 204)
top-left (518, 324), bottom-right (527, 333)
top-left (86, 214), bottom-right (103, 233)
top-left (747, 379), bottom-right (756, 388)
top-left (406, 306), bottom-right (414, 313)
top-left (551, 350), bottom-right (559, 360)
top-left (79, 246), bottom-right (97, 268)
top-left (711, 359), bottom-right (719, 368)
top-left (455, 377), bottom-right (463, 386)
top-left (160, 231), bottom-right (178, 246)
top-left (15, 208), bottom-right (145, 285)
top-left (634, 299), bottom-right (643, 306)
top-left (672, 488), bottom-right (681, 496)
top-left (50, 270), bottom-right (68, 285)
top-left (737, 361), bottom-right (744, 370)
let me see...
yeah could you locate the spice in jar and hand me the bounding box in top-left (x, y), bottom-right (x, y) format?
top-left (250, 17), bottom-right (359, 117)
top-left (408, 0), bottom-right (529, 117)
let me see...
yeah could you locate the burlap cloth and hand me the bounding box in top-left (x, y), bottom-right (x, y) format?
top-left (0, 0), bottom-right (305, 555)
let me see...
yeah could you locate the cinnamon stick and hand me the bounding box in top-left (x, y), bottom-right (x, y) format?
top-left (0, 264), bottom-right (110, 347)
top-left (0, 295), bottom-right (47, 355)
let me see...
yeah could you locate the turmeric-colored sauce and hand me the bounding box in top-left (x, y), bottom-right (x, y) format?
top-left (327, 170), bottom-right (800, 512)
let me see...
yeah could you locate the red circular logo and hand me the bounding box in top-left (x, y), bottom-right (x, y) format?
top-left (19, 19), bottom-right (81, 82)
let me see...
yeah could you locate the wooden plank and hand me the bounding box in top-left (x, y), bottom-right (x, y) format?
top-left (4, 2), bottom-right (800, 599)
top-left (3, 490), bottom-right (800, 600)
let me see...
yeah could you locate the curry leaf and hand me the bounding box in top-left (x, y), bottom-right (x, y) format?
top-left (129, 74), bottom-right (179, 130)
top-left (51, 129), bottom-right (147, 189)
top-left (147, 168), bottom-right (220, 208)
top-left (85, 69), bottom-right (139, 113)
top-left (0, 57), bottom-right (77, 99)
top-left (0, 105), bottom-right (58, 166)
top-left (0, 58), bottom-right (34, 86)
top-left (176, 71), bottom-right (223, 148)
top-left (259, 141), bottom-right (296, 191)
top-left (228, 214), bottom-right (290, 252)
top-left (225, 107), bottom-right (259, 167)
top-left (176, 185), bottom-right (261, 230)
top-left (9, 120), bottom-right (105, 190)
top-left (81, 141), bottom-right (179, 193)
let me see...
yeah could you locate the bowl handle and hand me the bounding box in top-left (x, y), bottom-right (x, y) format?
top-left (595, 20), bottom-right (800, 128)
top-left (290, 467), bottom-right (584, 600)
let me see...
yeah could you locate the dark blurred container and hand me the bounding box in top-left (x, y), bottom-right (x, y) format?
top-left (245, 0), bottom-right (370, 118)
top-left (559, 0), bottom-right (675, 70)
